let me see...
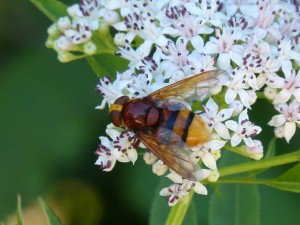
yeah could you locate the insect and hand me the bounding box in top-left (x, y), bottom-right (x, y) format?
top-left (109, 70), bottom-right (224, 181)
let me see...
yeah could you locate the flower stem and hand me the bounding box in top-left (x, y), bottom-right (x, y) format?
top-left (165, 191), bottom-right (194, 225)
top-left (165, 150), bottom-right (300, 225)
top-left (219, 150), bottom-right (300, 177)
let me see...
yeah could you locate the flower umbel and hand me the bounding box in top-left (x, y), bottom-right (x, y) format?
top-left (45, 0), bottom-right (300, 206)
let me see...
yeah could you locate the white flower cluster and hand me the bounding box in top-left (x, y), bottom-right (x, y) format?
top-left (46, 0), bottom-right (120, 61)
top-left (49, 0), bottom-right (300, 206)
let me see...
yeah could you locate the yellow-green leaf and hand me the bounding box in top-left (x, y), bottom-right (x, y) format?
top-left (38, 197), bottom-right (62, 225)
top-left (16, 195), bottom-right (24, 225)
top-left (31, 0), bottom-right (67, 22)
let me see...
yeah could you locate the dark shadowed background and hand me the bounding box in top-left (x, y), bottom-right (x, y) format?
top-left (0, 1), bottom-right (159, 224)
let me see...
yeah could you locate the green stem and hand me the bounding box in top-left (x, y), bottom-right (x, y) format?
top-left (165, 191), bottom-right (194, 225)
top-left (219, 150), bottom-right (300, 177)
top-left (217, 177), bottom-right (282, 185)
top-left (165, 150), bottom-right (300, 225)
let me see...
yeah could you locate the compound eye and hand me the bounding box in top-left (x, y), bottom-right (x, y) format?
top-left (109, 96), bottom-right (130, 127)
top-left (114, 96), bottom-right (130, 105)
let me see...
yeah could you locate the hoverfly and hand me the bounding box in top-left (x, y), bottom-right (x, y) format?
top-left (109, 70), bottom-right (224, 181)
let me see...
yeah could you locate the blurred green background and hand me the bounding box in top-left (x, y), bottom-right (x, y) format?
top-left (1, 1), bottom-right (300, 225)
top-left (0, 0), bottom-right (159, 224)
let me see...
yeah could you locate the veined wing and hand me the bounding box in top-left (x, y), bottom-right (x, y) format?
top-left (146, 70), bottom-right (226, 109)
top-left (136, 128), bottom-right (204, 181)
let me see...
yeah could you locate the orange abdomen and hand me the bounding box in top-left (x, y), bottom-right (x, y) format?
top-left (159, 108), bottom-right (210, 147)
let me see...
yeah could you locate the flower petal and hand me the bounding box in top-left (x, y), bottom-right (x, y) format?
top-left (284, 121), bottom-right (296, 143)
top-left (214, 122), bottom-right (231, 139)
top-left (202, 152), bottom-right (217, 170)
top-left (193, 182), bottom-right (208, 195)
top-left (273, 89), bottom-right (291, 104)
top-left (127, 149), bottom-right (138, 164)
top-left (218, 53), bottom-right (231, 70)
top-left (225, 120), bottom-right (238, 131)
top-left (203, 40), bottom-right (219, 54)
top-left (231, 133), bottom-right (242, 147)
top-left (225, 88), bottom-right (238, 104)
top-left (268, 114), bottom-right (286, 127)
top-left (206, 140), bottom-right (227, 150)
top-left (218, 108), bottom-right (234, 121)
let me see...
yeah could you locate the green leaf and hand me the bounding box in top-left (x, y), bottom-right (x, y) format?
top-left (149, 177), bottom-right (171, 225)
top-left (86, 54), bottom-right (128, 78)
top-left (266, 163), bottom-right (300, 193)
top-left (165, 191), bottom-right (194, 225)
top-left (16, 195), bottom-right (24, 225)
top-left (182, 200), bottom-right (198, 225)
top-left (210, 152), bottom-right (260, 225)
top-left (209, 184), bottom-right (260, 225)
top-left (31, 0), bottom-right (67, 22)
top-left (149, 178), bottom-right (198, 225)
top-left (265, 137), bottom-right (276, 159)
top-left (38, 197), bottom-right (62, 225)
top-left (248, 137), bottom-right (277, 177)
top-left (149, 178), bottom-right (171, 225)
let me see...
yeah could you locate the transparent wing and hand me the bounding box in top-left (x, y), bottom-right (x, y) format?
top-left (136, 128), bottom-right (203, 181)
top-left (146, 70), bottom-right (226, 109)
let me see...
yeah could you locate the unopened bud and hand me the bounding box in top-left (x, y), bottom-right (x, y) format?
top-left (152, 160), bottom-right (168, 176)
top-left (83, 41), bottom-right (97, 55)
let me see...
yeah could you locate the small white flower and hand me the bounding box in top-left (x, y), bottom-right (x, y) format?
top-left (268, 100), bottom-right (300, 142)
top-left (245, 140), bottom-right (264, 160)
top-left (267, 69), bottom-right (300, 104)
top-left (225, 110), bottom-right (262, 147)
top-left (116, 42), bottom-right (153, 70)
top-left (228, 100), bottom-right (244, 117)
top-left (158, 4), bottom-right (213, 41)
top-left (143, 151), bottom-right (158, 165)
top-left (77, 0), bottom-right (103, 30)
top-left (95, 136), bottom-right (129, 172)
top-left (224, 0), bottom-right (257, 17)
top-left (227, 14), bottom-right (251, 41)
top-left (167, 170), bottom-right (210, 194)
top-left (254, 0), bottom-right (281, 41)
top-left (276, 39), bottom-right (300, 75)
top-left (240, 57), bottom-right (262, 90)
top-left (161, 38), bottom-right (194, 79)
top-left (114, 10), bottom-right (167, 47)
top-left (192, 139), bottom-right (227, 170)
top-left (96, 76), bottom-right (123, 107)
top-left (199, 98), bottom-right (233, 139)
top-left (257, 56), bottom-right (281, 89)
top-left (127, 73), bottom-right (155, 98)
top-left (195, 0), bottom-right (226, 27)
top-left (187, 53), bottom-right (216, 73)
top-left (65, 20), bottom-right (92, 44)
top-left (204, 29), bottom-right (244, 70)
top-left (225, 69), bottom-right (251, 108)
top-left (160, 183), bottom-right (185, 207)
top-left (160, 170), bottom-right (210, 206)
top-left (112, 130), bottom-right (138, 164)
